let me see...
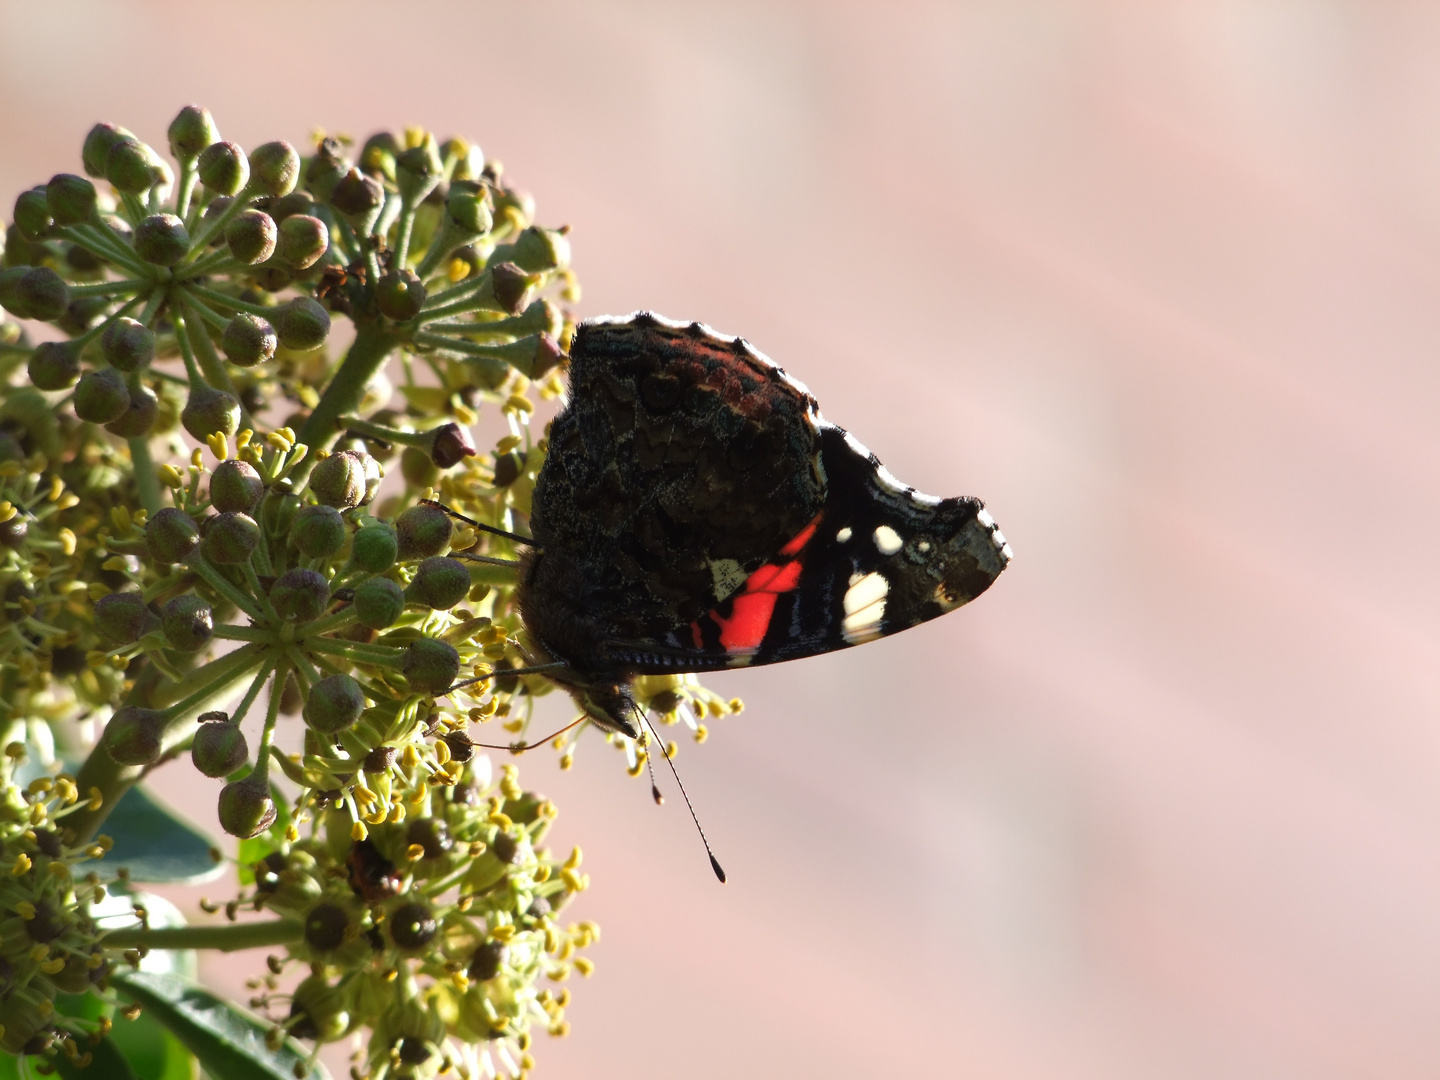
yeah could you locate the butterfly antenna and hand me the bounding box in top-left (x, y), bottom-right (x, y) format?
top-left (639, 710), bottom-right (726, 884)
top-left (641, 730), bottom-right (664, 806)
top-left (420, 499), bottom-right (539, 548)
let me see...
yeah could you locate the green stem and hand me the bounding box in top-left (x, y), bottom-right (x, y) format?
top-left (253, 658), bottom-right (288, 773)
top-left (292, 324), bottom-right (401, 479)
top-left (103, 919), bottom-right (303, 952)
top-left (213, 624), bottom-right (273, 643)
top-left (185, 554), bottom-right (265, 622)
top-left (295, 606), bottom-right (358, 639)
top-left (155, 642), bottom-right (266, 714)
top-left (230, 657), bottom-right (278, 727)
top-left (338, 414), bottom-right (430, 449)
top-left (129, 438), bottom-right (162, 516)
top-left (305, 635), bottom-right (404, 667)
top-left (68, 280), bottom-right (144, 298)
top-left (183, 282), bottom-right (273, 318)
top-left (177, 295), bottom-right (244, 412)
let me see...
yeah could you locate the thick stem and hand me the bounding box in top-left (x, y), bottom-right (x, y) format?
top-left (292, 323), bottom-right (401, 479)
top-left (129, 438), bottom-right (162, 516)
top-left (103, 919), bottom-right (303, 952)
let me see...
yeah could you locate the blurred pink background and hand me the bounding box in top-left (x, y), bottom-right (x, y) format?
top-left (6, 2), bottom-right (1440, 1077)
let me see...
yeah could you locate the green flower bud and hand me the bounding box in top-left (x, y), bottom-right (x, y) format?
top-left (353, 575), bottom-right (404, 629)
top-left (491, 830), bottom-right (519, 864)
top-left (162, 593), bottom-right (213, 652)
top-left (197, 141), bottom-right (249, 195)
top-left (405, 817), bottom-right (453, 860)
top-left (146, 507), bottom-right (202, 563)
top-left (209, 459), bottom-right (264, 513)
top-left (493, 449), bottom-right (526, 487)
top-left (224, 209), bottom-right (277, 264)
top-left (63, 241), bottom-right (104, 275)
top-left (105, 377), bottom-right (158, 438)
top-left (259, 490), bottom-right (302, 538)
top-left (45, 173), bottom-right (96, 227)
top-left (359, 132), bottom-right (401, 182)
top-left (289, 975), bottom-right (350, 1043)
top-left (220, 313), bottom-right (276, 367)
top-left (13, 187), bottom-right (53, 241)
top-left (268, 190), bottom-right (315, 223)
top-left (402, 637), bottom-right (460, 696)
top-left (303, 672), bottom-right (365, 734)
top-left (512, 225), bottom-right (570, 272)
top-left (275, 214), bottom-right (328, 269)
top-left (270, 567), bottom-right (329, 622)
top-left (182, 382), bottom-right (241, 440)
top-left (0, 266), bottom-right (31, 318)
top-left (302, 904), bottom-right (349, 953)
top-left (494, 183), bottom-right (536, 229)
top-left (73, 367), bottom-right (131, 424)
top-left (442, 137), bottom-right (484, 181)
top-left (395, 502), bottom-right (452, 560)
top-left (101, 316), bottom-right (155, 371)
top-left (395, 137), bottom-right (443, 203)
top-left (218, 774), bottom-right (276, 838)
top-left (168, 104), bottom-right (218, 160)
top-left (105, 705), bottom-right (167, 766)
top-left (309, 449), bottom-right (368, 509)
top-left (248, 141), bottom-right (300, 198)
top-left (468, 940), bottom-right (508, 981)
top-left (446, 181), bottom-right (493, 236)
top-left (374, 268), bottom-right (426, 321)
top-left (350, 522), bottom-right (397, 573)
top-left (304, 138), bottom-right (350, 202)
top-left (202, 511), bottom-right (260, 565)
top-left (487, 261), bottom-right (533, 315)
top-left (405, 556), bottom-right (470, 610)
top-left (27, 342), bottom-right (80, 390)
top-left (93, 591), bottom-right (160, 647)
top-left (106, 137), bottom-right (164, 194)
top-left (389, 901), bottom-right (439, 950)
top-left (329, 168), bottom-right (383, 217)
top-left (399, 446), bottom-right (439, 489)
top-left (82, 122), bottom-right (133, 178)
top-left (134, 214), bottom-right (190, 266)
top-left (192, 716), bottom-right (248, 778)
top-left (290, 503), bottom-right (345, 558)
top-left (276, 295), bottom-right (330, 351)
top-left (16, 267), bottom-right (69, 322)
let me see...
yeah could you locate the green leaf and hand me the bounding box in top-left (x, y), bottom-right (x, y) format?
top-left (54, 1034), bottom-right (143, 1080)
top-left (100, 782), bottom-right (224, 885)
top-left (107, 1004), bottom-right (197, 1080)
top-left (112, 970), bottom-right (328, 1080)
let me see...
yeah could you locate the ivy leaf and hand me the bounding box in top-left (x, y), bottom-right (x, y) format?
top-left (100, 782), bottom-right (224, 885)
top-left (112, 970), bottom-right (328, 1080)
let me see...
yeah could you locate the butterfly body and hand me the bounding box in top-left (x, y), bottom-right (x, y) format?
top-left (516, 312), bottom-right (1011, 735)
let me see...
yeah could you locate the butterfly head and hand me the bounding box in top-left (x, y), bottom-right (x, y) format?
top-left (572, 680), bottom-right (643, 740)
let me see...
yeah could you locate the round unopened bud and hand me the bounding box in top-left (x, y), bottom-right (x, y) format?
top-left (493, 449), bottom-right (526, 488)
top-left (303, 672), bottom-right (365, 734)
top-left (225, 210), bottom-right (277, 264)
top-left (73, 367), bottom-right (131, 424)
top-left (197, 141), bottom-right (249, 195)
top-left (309, 450), bottom-right (369, 509)
top-left (276, 215), bottom-right (328, 269)
top-left (531, 332), bottom-right (564, 379)
top-left (303, 904), bottom-right (350, 953)
top-left (82, 123), bottom-right (133, 178)
top-left (192, 718), bottom-right (247, 778)
top-left (209, 459), bottom-right (264, 513)
top-left (182, 382), bottom-right (241, 440)
top-left (0, 267), bottom-right (31, 318)
top-left (389, 902), bottom-right (437, 950)
top-left (162, 593), bottom-right (213, 652)
top-left (146, 507), bottom-right (201, 563)
top-left (513, 225), bottom-right (571, 272)
top-left (406, 817), bottom-right (453, 860)
top-left (134, 214), bottom-right (190, 266)
top-left (351, 522), bottom-right (398, 573)
top-left (13, 187), bottom-right (52, 241)
top-left (290, 504), bottom-right (346, 558)
top-left (105, 705), bottom-right (167, 766)
top-left (304, 139), bottom-right (350, 202)
top-left (106, 138), bottom-right (163, 194)
top-left (399, 446), bottom-right (438, 489)
top-left (488, 261), bottom-right (532, 315)
top-left (248, 141), bottom-right (300, 198)
top-left (289, 975), bottom-right (350, 1043)
top-left (446, 184), bottom-right (493, 236)
top-left (353, 575), bottom-right (404, 629)
top-left (220, 313), bottom-right (277, 367)
top-left (405, 556), bottom-right (470, 610)
top-left (395, 503), bottom-right (452, 560)
top-left (329, 168), bottom-right (383, 217)
top-left (16, 267), bottom-right (69, 322)
top-left (402, 638), bottom-right (460, 696)
top-left (491, 830), bottom-right (519, 864)
top-left (202, 511), bottom-right (260, 564)
top-left (168, 104), bottom-right (218, 160)
top-left (427, 422), bottom-right (476, 469)
top-left (268, 190), bottom-right (316, 223)
top-left (359, 132), bottom-right (401, 181)
top-left (276, 296), bottom-right (330, 351)
top-left (270, 567), bottom-right (329, 622)
top-left (106, 378), bottom-right (159, 438)
top-left (45, 174), bottom-right (97, 227)
top-left (375, 268), bottom-right (426, 321)
top-left (469, 940), bottom-right (508, 982)
top-left (101, 316), bottom-right (155, 372)
top-left (93, 592), bottom-right (160, 647)
top-left (218, 774), bottom-right (276, 838)
top-left (260, 490), bottom-right (302, 538)
top-left (27, 342), bottom-right (80, 390)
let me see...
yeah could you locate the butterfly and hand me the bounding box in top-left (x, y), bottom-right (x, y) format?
top-left (501, 311), bottom-right (1012, 737)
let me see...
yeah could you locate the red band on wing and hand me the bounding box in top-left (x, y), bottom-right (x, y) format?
top-left (690, 514), bottom-right (823, 653)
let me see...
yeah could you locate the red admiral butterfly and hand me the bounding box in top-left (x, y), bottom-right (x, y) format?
top-left (511, 312), bottom-right (1011, 737)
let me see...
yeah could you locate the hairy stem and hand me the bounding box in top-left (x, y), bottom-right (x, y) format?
top-left (103, 919), bottom-right (303, 952)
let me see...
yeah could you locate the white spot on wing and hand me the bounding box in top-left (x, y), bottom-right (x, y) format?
top-left (976, 509), bottom-right (995, 528)
top-left (836, 526), bottom-right (852, 543)
top-left (842, 571), bottom-right (888, 641)
top-left (873, 525), bottom-right (903, 555)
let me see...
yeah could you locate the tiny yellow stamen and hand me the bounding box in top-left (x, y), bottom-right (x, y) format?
top-left (405, 843), bottom-right (425, 862)
top-left (58, 528), bottom-right (76, 556)
top-left (0, 502), bottom-right (14, 524)
top-left (206, 432), bottom-right (229, 461)
top-left (159, 465), bottom-right (184, 489)
top-left (504, 394), bottom-right (534, 415)
top-left (350, 821), bottom-right (368, 842)
top-left (574, 957), bottom-right (594, 977)
top-left (15, 901), bottom-right (36, 920)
